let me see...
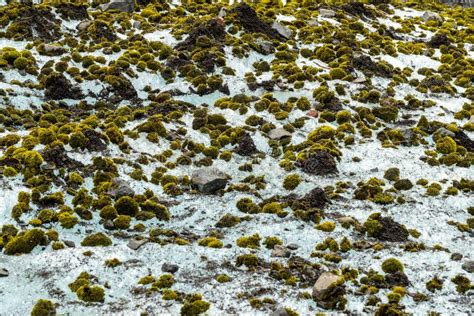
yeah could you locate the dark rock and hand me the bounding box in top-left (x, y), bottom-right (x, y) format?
top-left (287, 243), bottom-right (299, 250)
top-left (351, 55), bottom-right (393, 78)
top-left (0, 268), bottom-right (8, 277)
top-left (342, 2), bottom-right (374, 18)
top-left (428, 33), bottom-right (451, 48)
top-left (235, 133), bottom-right (258, 156)
top-left (191, 168), bottom-right (229, 193)
top-left (271, 245), bottom-right (291, 258)
top-left (63, 240), bottom-right (75, 248)
top-left (175, 19), bottom-right (226, 52)
top-left (301, 187), bottom-right (330, 209)
top-left (104, 220), bottom-right (115, 230)
top-left (297, 151), bottom-right (338, 175)
top-left (373, 216), bottom-right (409, 242)
top-left (451, 253), bottom-right (463, 261)
top-left (83, 129), bottom-right (108, 152)
top-left (44, 73), bottom-right (84, 100)
top-left (42, 145), bottom-right (84, 169)
top-left (462, 261), bottom-right (474, 273)
top-left (385, 271), bottom-right (410, 287)
top-left (454, 130), bottom-right (474, 152)
top-left (56, 3), bottom-right (89, 20)
top-left (7, 6), bottom-right (61, 42)
top-left (162, 263), bottom-right (179, 274)
top-left (100, 0), bottom-right (135, 12)
top-left (107, 178), bottom-right (135, 198)
top-left (235, 3), bottom-right (286, 41)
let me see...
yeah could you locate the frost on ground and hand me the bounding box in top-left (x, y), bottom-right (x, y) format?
top-left (0, 0), bottom-right (473, 315)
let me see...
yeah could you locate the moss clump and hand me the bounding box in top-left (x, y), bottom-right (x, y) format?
top-left (215, 213), bottom-right (240, 228)
top-left (58, 212), bottom-right (78, 229)
top-left (198, 237), bottom-right (223, 248)
top-left (76, 285), bottom-right (105, 302)
top-left (4, 228), bottom-right (46, 255)
top-left (104, 258), bottom-right (121, 268)
top-left (180, 294), bottom-right (210, 316)
top-left (216, 274), bottom-right (231, 283)
top-left (381, 258), bottom-right (404, 274)
top-left (81, 232), bottom-right (112, 247)
top-left (99, 205), bottom-right (118, 220)
top-left (436, 136), bottom-right (457, 154)
top-left (451, 274), bottom-right (472, 294)
top-left (236, 234), bottom-right (261, 249)
top-left (307, 126), bottom-right (336, 142)
top-left (113, 215), bottom-right (131, 229)
top-left (114, 196), bottom-right (139, 216)
top-left (152, 274), bottom-right (175, 289)
top-left (236, 254), bottom-right (259, 269)
top-left (426, 276), bottom-right (443, 292)
top-left (162, 289), bottom-right (179, 300)
top-left (262, 202), bottom-right (283, 215)
top-left (393, 179), bottom-right (413, 191)
top-left (315, 221), bottom-right (336, 232)
top-left (31, 299), bottom-right (56, 316)
top-left (140, 200), bottom-right (170, 221)
top-left (263, 236), bottom-right (283, 249)
top-left (236, 198), bottom-right (260, 214)
top-left (383, 168), bottom-right (400, 181)
top-left (283, 174), bottom-right (301, 190)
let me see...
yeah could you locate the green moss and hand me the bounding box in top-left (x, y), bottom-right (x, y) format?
top-left (113, 215), bottom-right (131, 229)
top-left (393, 179), bottom-right (413, 191)
top-left (315, 221), bottom-right (336, 232)
top-left (3, 166), bottom-right (18, 177)
top-left (307, 126), bottom-right (336, 142)
top-left (4, 228), bottom-right (45, 255)
top-left (162, 289), bottom-right (179, 300)
top-left (138, 275), bottom-right (155, 285)
top-left (114, 196), bottom-right (139, 216)
top-left (263, 236), bottom-right (283, 249)
top-left (451, 274), bottom-right (472, 294)
top-left (215, 213), bottom-right (240, 228)
top-left (436, 136), bottom-right (457, 154)
top-left (77, 285), bottom-right (105, 302)
top-left (81, 232), bottom-right (112, 247)
top-left (216, 274), bottom-right (231, 283)
top-left (372, 193), bottom-right (395, 205)
top-left (236, 254), bottom-right (259, 269)
top-left (236, 234), bottom-right (261, 249)
top-left (384, 168), bottom-right (400, 181)
top-left (262, 202), bottom-right (283, 214)
top-left (198, 237), bottom-right (223, 248)
top-left (30, 299), bottom-right (56, 316)
top-left (180, 295), bottom-right (210, 316)
top-left (426, 276), bottom-right (443, 292)
top-left (381, 258), bottom-right (404, 274)
top-left (153, 274), bottom-right (174, 289)
top-left (283, 174), bottom-right (301, 190)
top-left (140, 200), bottom-right (170, 221)
top-left (58, 212), bottom-right (78, 229)
top-left (236, 198), bottom-right (260, 214)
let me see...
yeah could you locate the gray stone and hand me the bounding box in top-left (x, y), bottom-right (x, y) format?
top-left (128, 238), bottom-right (148, 250)
top-left (319, 9), bottom-right (336, 18)
top-left (107, 178), bottom-right (135, 198)
top-left (162, 263), bottom-right (179, 274)
top-left (287, 243), bottom-right (299, 250)
top-left (0, 268), bottom-right (8, 277)
top-left (100, 0), bottom-right (135, 13)
top-left (104, 220), bottom-right (115, 230)
top-left (132, 21), bottom-right (141, 29)
top-left (64, 240), bottom-right (75, 248)
top-left (191, 168), bottom-right (228, 194)
top-left (422, 11), bottom-right (443, 22)
top-left (271, 21), bottom-right (292, 39)
top-left (462, 261), bottom-right (474, 273)
top-left (271, 306), bottom-right (289, 316)
top-left (312, 272), bottom-right (345, 309)
top-left (271, 245), bottom-right (291, 258)
top-left (268, 128), bottom-right (292, 141)
top-left (255, 38), bottom-right (275, 55)
top-left (41, 44), bottom-right (66, 55)
top-left (76, 20), bottom-right (92, 32)
top-left (436, 127), bottom-right (455, 138)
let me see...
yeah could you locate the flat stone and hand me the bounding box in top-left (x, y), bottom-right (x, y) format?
top-left (268, 128), bottom-right (292, 141)
top-left (0, 268), bottom-right (8, 277)
top-left (63, 240), bottom-right (75, 248)
top-left (287, 243), bottom-right (299, 250)
top-left (162, 263), bottom-right (179, 274)
top-left (462, 261), bottom-right (474, 273)
top-left (422, 11), bottom-right (443, 22)
top-left (127, 238), bottom-right (148, 250)
top-left (272, 21), bottom-right (292, 39)
top-left (319, 9), bottom-right (336, 18)
top-left (107, 177), bottom-right (135, 198)
top-left (271, 245), bottom-right (291, 258)
top-left (191, 168), bottom-right (229, 194)
top-left (100, 0), bottom-right (135, 12)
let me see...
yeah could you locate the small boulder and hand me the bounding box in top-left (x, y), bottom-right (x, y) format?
top-left (422, 11), bottom-right (443, 23)
top-left (319, 9), bottom-right (336, 18)
top-left (271, 245), bottom-right (291, 258)
top-left (0, 268), bottom-right (8, 277)
top-left (271, 21), bottom-right (292, 39)
top-left (63, 240), bottom-right (76, 248)
top-left (100, 0), bottom-right (135, 12)
top-left (312, 272), bottom-right (346, 309)
top-left (235, 133), bottom-right (258, 156)
top-left (40, 44), bottom-right (66, 56)
top-left (107, 178), bottom-right (135, 198)
top-left (462, 261), bottom-right (474, 273)
top-left (127, 238), bottom-right (148, 250)
top-left (76, 20), bottom-right (92, 32)
top-left (268, 128), bottom-right (292, 141)
top-left (162, 263), bottom-right (179, 274)
top-left (191, 168), bottom-right (229, 194)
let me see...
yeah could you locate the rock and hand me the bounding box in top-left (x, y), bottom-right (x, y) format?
top-left (108, 178), bottom-right (135, 198)
top-left (132, 21), bottom-right (141, 29)
top-left (191, 168), bottom-right (229, 194)
top-left (372, 216), bottom-right (409, 242)
top-left (428, 33), bottom-right (451, 48)
top-left (104, 220), bottom-right (115, 230)
top-left (63, 240), bottom-right (75, 248)
top-left (319, 8), bottom-right (336, 18)
top-left (268, 128), bottom-right (292, 141)
top-left (0, 268), bottom-right (8, 277)
top-left (271, 21), bottom-right (292, 39)
top-left (77, 20), bottom-right (92, 32)
top-left (235, 133), bottom-right (258, 156)
top-left (462, 261), bottom-right (474, 273)
top-left (41, 44), bottom-right (66, 56)
top-left (422, 11), bottom-right (443, 22)
top-left (44, 72), bottom-right (84, 100)
top-left (271, 306), bottom-right (289, 316)
top-left (298, 151), bottom-right (338, 175)
top-left (271, 245), bottom-right (291, 258)
top-left (451, 253), bottom-right (463, 261)
top-left (287, 243), bottom-right (299, 250)
top-left (100, 0), bottom-right (135, 13)
top-left (338, 216), bottom-right (357, 226)
top-left (453, 130), bottom-right (474, 152)
top-left (312, 272), bottom-right (346, 309)
top-left (385, 271), bottom-right (410, 287)
top-left (235, 3), bottom-right (286, 41)
top-left (127, 238), bottom-right (148, 250)
top-left (162, 263), bottom-right (179, 274)
top-left (301, 187), bottom-right (330, 209)
top-left (254, 38), bottom-right (275, 55)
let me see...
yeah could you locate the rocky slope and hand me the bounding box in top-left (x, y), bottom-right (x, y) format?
top-left (0, 0), bottom-right (473, 315)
